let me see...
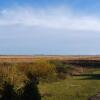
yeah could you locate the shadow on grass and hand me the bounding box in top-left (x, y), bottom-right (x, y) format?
top-left (0, 82), bottom-right (17, 100)
top-left (21, 73), bottom-right (41, 100)
top-left (74, 74), bottom-right (100, 80)
top-left (66, 60), bottom-right (100, 68)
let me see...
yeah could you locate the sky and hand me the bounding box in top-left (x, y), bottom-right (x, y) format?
top-left (0, 0), bottom-right (100, 55)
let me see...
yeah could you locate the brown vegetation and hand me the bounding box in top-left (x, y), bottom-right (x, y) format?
top-left (0, 56), bottom-right (100, 100)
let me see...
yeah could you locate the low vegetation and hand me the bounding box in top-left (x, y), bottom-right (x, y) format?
top-left (0, 57), bottom-right (100, 100)
top-left (0, 59), bottom-right (56, 100)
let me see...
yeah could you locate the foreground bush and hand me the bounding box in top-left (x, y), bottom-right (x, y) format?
top-left (0, 64), bottom-right (27, 91)
top-left (18, 59), bottom-right (56, 82)
top-left (0, 60), bottom-right (56, 100)
top-left (0, 63), bottom-right (41, 100)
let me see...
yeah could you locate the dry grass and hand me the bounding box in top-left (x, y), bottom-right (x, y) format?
top-left (0, 55), bottom-right (100, 63)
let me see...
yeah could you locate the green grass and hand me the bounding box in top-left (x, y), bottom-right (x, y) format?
top-left (39, 70), bottom-right (100, 100)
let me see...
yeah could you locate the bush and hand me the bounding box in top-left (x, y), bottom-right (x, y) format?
top-left (0, 60), bottom-right (57, 100)
top-left (0, 63), bottom-right (41, 100)
top-left (18, 60), bottom-right (56, 82)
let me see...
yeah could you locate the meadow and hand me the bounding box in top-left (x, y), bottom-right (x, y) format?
top-left (0, 56), bottom-right (100, 100)
top-left (39, 70), bottom-right (100, 100)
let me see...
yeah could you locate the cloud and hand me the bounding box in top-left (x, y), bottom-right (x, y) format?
top-left (0, 6), bottom-right (100, 32)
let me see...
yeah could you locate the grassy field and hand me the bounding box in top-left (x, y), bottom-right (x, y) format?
top-left (0, 56), bottom-right (100, 100)
top-left (39, 69), bottom-right (100, 100)
top-left (0, 55), bottom-right (100, 63)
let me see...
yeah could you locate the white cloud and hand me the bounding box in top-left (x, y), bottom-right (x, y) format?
top-left (0, 6), bottom-right (100, 32)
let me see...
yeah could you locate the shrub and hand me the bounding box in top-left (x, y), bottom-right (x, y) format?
top-left (0, 63), bottom-right (41, 100)
top-left (0, 64), bottom-right (27, 93)
top-left (18, 60), bottom-right (56, 81)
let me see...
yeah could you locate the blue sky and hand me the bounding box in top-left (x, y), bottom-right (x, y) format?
top-left (1, 0), bottom-right (100, 12)
top-left (0, 0), bottom-right (100, 55)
